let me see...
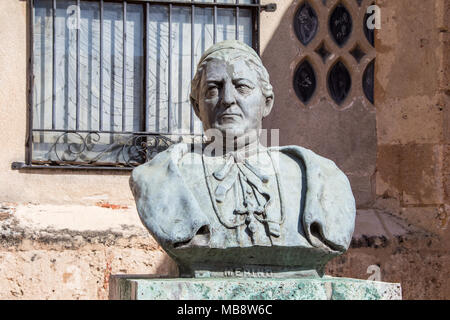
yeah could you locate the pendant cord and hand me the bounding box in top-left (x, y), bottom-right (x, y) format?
top-left (201, 149), bottom-right (286, 231)
top-left (202, 152), bottom-right (246, 229)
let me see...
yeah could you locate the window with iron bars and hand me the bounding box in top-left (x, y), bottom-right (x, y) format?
top-left (15, 0), bottom-right (275, 170)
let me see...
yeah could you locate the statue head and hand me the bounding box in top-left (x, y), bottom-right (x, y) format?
top-left (190, 40), bottom-right (274, 139)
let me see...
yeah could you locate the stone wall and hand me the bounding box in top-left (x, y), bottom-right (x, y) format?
top-left (0, 203), bottom-right (178, 299)
top-left (0, 0), bottom-right (448, 299)
top-left (331, 0), bottom-right (449, 300)
top-left (262, 0), bottom-right (449, 299)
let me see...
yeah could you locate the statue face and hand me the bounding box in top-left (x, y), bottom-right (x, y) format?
top-left (197, 58), bottom-right (268, 138)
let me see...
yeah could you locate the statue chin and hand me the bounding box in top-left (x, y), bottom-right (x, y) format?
top-left (214, 123), bottom-right (245, 135)
top-left (208, 123), bottom-right (259, 141)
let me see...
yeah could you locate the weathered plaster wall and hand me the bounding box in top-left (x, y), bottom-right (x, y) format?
top-left (0, 0), bottom-right (448, 299)
top-left (0, 203), bottom-right (177, 299)
top-left (0, 1), bottom-right (135, 207)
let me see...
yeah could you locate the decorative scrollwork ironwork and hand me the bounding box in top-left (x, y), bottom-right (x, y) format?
top-left (43, 132), bottom-right (179, 166)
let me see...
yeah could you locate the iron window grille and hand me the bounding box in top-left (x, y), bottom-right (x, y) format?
top-left (13, 0), bottom-right (276, 171)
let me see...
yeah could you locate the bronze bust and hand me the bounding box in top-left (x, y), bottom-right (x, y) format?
top-left (130, 40), bottom-right (356, 277)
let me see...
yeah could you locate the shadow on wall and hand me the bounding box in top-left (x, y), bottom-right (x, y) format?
top-left (261, 0), bottom-right (377, 209)
top-left (153, 253), bottom-right (179, 276)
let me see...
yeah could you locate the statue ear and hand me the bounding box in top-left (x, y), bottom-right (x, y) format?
top-left (190, 96), bottom-right (201, 119)
top-left (263, 95), bottom-right (274, 118)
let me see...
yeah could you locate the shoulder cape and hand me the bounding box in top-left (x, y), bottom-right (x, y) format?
top-left (130, 144), bottom-right (356, 253)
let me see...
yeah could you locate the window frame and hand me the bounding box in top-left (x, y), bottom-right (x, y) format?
top-left (13, 0), bottom-right (276, 171)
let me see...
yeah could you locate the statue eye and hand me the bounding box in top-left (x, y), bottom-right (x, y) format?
top-left (206, 85), bottom-right (219, 98)
top-left (235, 83), bottom-right (253, 94)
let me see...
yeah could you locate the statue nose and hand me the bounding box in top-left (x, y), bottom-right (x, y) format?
top-left (221, 82), bottom-right (236, 107)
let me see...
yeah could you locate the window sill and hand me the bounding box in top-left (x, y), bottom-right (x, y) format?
top-left (11, 162), bottom-right (134, 171)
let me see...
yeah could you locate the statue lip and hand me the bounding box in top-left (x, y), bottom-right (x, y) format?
top-left (218, 113), bottom-right (243, 120)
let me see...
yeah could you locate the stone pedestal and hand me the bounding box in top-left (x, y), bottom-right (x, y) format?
top-left (109, 275), bottom-right (402, 300)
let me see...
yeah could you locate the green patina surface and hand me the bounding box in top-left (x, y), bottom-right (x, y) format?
top-left (110, 276), bottom-right (402, 300)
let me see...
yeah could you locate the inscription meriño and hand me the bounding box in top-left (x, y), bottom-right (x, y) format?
top-left (223, 268), bottom-right (273, 278)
